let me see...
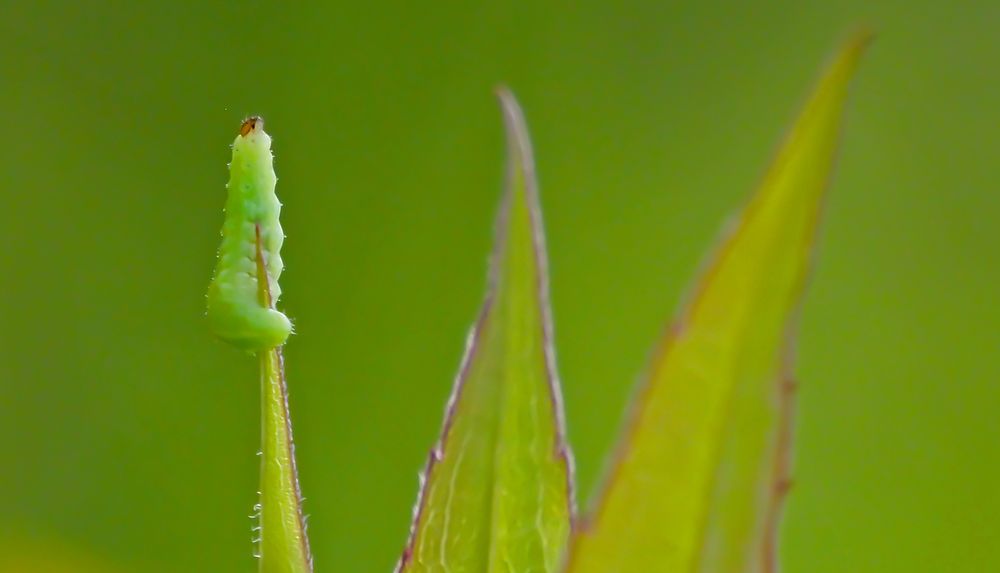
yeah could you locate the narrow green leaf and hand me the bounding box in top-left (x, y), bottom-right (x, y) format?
top-left (258, 346), bottom-right (311, 573)
top-left (564, 31), bottom-right (871, 573)
top-left (397, 89), bottom-right (575, 573)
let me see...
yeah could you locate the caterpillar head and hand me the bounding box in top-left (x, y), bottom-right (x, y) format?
top-left (240, 116), bottom-right (264, 137)
top-left (235, 115), bottom-right (270, 150)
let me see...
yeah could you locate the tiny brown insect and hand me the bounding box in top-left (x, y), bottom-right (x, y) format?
top-left (240, 116), bottom-right (263, 137)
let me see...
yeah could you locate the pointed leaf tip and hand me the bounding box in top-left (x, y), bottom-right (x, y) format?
top-left (397, 91), bottom-right (574, 573)
top-left (564, 33), bottom-right (869, 573)
top-left (497, 87), bottom-right (532, 164)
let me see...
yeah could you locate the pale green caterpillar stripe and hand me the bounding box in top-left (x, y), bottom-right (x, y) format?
top-left (207, 117), bottom-right (292, 351)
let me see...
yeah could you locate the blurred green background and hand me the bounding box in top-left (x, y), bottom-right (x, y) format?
top-left (2, 1), bottom-right (997, 571)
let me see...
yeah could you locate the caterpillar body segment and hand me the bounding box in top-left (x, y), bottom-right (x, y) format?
top-left (207, 117), bottom-right (292, 351)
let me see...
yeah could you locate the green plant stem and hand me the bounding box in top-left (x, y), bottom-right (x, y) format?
top-left (258, 346), bottom-right (312, 573)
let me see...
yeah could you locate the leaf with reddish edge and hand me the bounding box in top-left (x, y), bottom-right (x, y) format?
top-left (563, 30), bottom-right (871, 573)
top-left (396, 89), bottom-right (575, 573)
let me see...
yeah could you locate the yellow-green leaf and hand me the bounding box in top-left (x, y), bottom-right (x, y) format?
top-left (563, 31), bottom-right (871, 573)
top-left (396, 89), bottom-right (575, 573)
top-left (258, 346), bottom-right (311, 573)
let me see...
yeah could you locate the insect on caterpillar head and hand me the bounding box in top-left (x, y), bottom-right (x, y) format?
top-left (240, 115), bottom-right (263, 137)
top-left (206, 116), bottom-right (292, 352)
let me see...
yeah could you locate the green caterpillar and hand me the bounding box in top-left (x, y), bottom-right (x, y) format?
top-left (206, 117), bottom-right (292, 351)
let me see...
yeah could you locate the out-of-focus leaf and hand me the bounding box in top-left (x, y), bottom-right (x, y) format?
top-left (563, 31), bottom-right (871, 573)
top-left (0, 537), bottom-right (123, 573)
top-left (396, 89), bottom-right (575, 573)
